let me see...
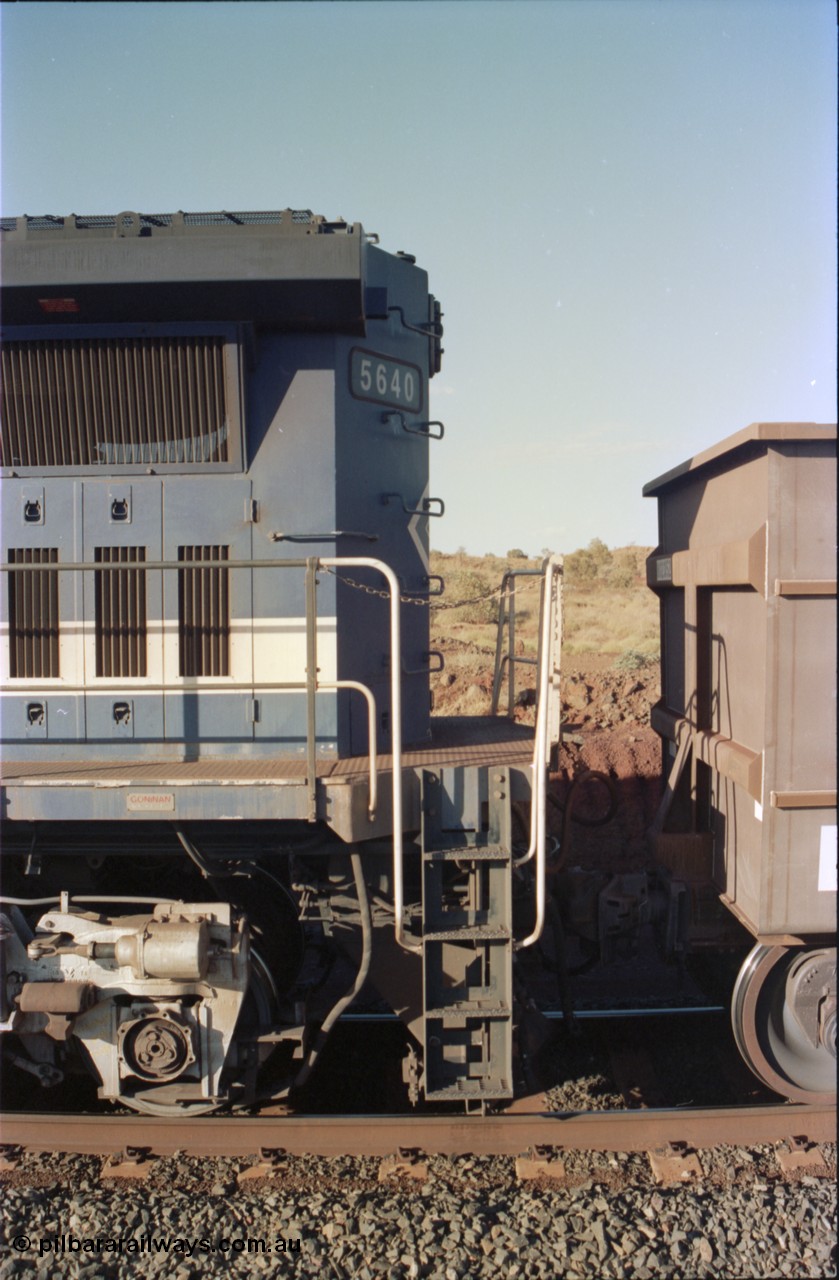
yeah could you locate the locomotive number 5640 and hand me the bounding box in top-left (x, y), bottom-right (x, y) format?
top-left (350, 348), bottom-right (422, 413)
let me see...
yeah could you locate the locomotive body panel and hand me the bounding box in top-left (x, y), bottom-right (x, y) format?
top-left (1, 214), bottom-right (437, 765)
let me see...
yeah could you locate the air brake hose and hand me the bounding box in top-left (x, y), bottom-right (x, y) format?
top-left (292, 848), bottom-right (372, 1090)
top-left (548, 769), bottom-right (619, 873)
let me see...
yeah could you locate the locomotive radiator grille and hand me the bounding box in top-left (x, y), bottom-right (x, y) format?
top-left (94, 547), bottom-right (147, 678)
top-left (7, 548), bottom-right (60, 678)
top-left (0, 336), bottom-right (228, 468)
top-left (178, 546), bottom-right (230, 677)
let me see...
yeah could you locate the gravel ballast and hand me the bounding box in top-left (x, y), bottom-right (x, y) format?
top-left (1, 1148), bottom-right (835, 1278)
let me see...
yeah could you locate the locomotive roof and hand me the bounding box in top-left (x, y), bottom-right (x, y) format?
top-left (0, 209), bottom-right (358, 236)
top-left (0, 209), bottom-right (384, 330)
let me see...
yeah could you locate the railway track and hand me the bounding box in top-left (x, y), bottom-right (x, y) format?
top-left (2, 1006), bottom-right (833, 1170)
top-left (1, 1103), bottom-right (833, 1165)
top-left (1, 1017), bottom-right (833, 1274)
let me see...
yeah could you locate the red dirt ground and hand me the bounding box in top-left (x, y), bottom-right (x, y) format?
top-left (432, 650), bottom-right (664, 867)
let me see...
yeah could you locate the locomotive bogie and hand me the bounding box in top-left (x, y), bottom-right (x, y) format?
top-left (1, 900), bottom-right (251, 1112)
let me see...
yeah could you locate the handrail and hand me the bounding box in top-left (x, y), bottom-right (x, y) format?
top-left (381, 493), bottom-right (445, 519)
top-left (319, 556), bottom-right (417, 954)
top-left (492, 653), bottom-right (537, 712)
top-left (515, 555), bottom-right (563, 950)
top-left (323, 681), bottom-right (378, 817)
top-left (1, 558), bottom-right (312, 572)
top-left (1, 551), bottom-right (560, 954)
top-left (2, 676), bottom-right (380, 820)
top-left (0, 554), bottom-right (389, 831)
top-left (381, 410), bottom-right (445, 441)
top-left (305, 559), bottom-right (318, 821)
top-left (490, 567), bottom-right (544, 716)
top-left (270, 531), bottom-right (379, 542)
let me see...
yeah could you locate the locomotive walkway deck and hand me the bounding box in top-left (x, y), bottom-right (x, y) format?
top-left (0, 716), bottom-right (534, 781)
top-left (0, 716), bottom-right (535, 838)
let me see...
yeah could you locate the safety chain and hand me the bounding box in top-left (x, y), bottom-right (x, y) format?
top-left (323, 566), bottom-right (541, 611)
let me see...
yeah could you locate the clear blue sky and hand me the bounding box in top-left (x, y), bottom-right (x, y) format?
top-left (1, 0), bottom-right (835, 555)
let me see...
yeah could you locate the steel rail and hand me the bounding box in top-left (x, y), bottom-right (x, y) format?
top-left (0, 1104), bottom-right (833, 1159)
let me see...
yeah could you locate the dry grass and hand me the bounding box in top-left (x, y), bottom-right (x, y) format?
top-left (562, 585), bottom-right (659, 656)
top-left (429, 549), bottom-right (659, 661)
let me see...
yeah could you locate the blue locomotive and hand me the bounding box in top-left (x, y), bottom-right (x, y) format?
top-left (1, 210), bottom-right (833, 1115)
top-left (0, 210), bottom-right (561, 1114)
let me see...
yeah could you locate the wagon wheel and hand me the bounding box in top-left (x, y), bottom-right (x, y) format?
top-left (731, 944), bottom-right (836, 1104)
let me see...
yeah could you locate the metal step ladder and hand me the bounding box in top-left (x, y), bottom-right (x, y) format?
top-left (420, 766), bottom-right (514, 1106)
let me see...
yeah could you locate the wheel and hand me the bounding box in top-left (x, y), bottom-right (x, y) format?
top-left (731, 944), bottom-right (836, 1104)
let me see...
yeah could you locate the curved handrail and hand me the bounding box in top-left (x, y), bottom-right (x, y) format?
top-left (515, 555), bottom-right (563, 950)
top-left (320, 556), bottom-right (419, 954)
